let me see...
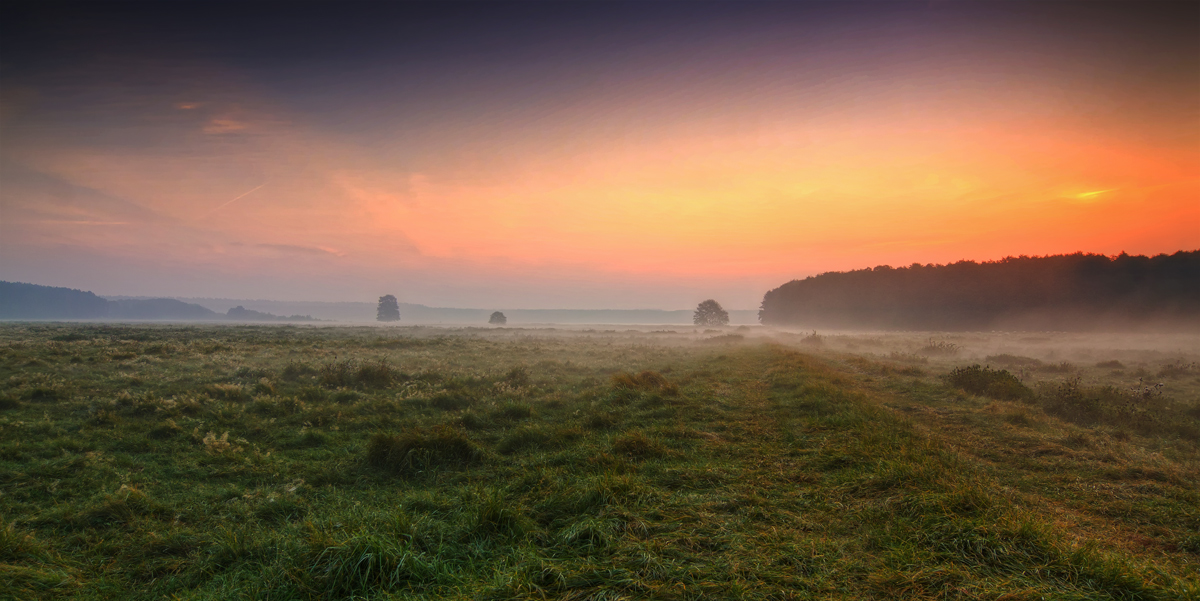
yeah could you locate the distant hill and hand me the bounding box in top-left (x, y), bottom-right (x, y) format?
top-left (0, 281), bottom-right (109, 319)
top-left (758, 251), bottom-right (1200, 331)
top-left (1, 282), bottom-right (316, 321)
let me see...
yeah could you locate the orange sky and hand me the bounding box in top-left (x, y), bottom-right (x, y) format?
top-left (1, 2), bottom-right (1197, 308)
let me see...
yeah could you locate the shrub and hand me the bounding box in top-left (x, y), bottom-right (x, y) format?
top-left (943, 365), bottom-right (1033, 401)
top-left (366, 426), bottom-right (483, 474)
top-left (1095, 360), bottom-right (1125, 369)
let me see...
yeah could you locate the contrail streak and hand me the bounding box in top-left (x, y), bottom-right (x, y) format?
top-left (204, 183), bottom-right (266, 217)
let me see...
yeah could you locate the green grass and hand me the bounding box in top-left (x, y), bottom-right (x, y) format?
top-left (0, 323), bottom-right (1197, 600)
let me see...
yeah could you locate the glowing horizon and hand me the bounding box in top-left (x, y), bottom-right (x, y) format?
top-left (1, 1), bottom-right (1196, 309)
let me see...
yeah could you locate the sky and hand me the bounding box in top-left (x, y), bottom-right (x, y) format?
top-left (1, 1), bottom-right (1197, 310)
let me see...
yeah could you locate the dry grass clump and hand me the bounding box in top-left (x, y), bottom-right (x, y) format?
top-left (366, 426), bottom-right (483, 474)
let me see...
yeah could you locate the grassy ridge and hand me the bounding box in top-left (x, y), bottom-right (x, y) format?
top-left (0, 324), bottom-right (1196, 599)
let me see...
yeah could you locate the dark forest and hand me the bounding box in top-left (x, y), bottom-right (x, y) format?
top-left (758, 251), bottom-right (1200, 331)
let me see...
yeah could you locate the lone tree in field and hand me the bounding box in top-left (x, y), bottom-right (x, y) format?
top-left (693, 299), bottom-right (730, 326)
top-left (376, 295), bottom-right (401, 322)
top-left (489, 311), bottom-right (507, 325)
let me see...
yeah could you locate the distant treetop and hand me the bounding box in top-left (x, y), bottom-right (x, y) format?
top-left (376, 295), bottom-right (401, 322)
top-left (693, 299), bottom-right (730, 326)
top-left (489, 311), bottom-right (507, 325)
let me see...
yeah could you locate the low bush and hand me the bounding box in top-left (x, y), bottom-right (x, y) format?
top-left (943, 365), bottom-right (1033, 401)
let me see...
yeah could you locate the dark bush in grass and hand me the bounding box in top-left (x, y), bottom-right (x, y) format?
top-left (1095, 360), bottom-right (1125, 369)
top-left (366, 426), bottom-right (483, 474)
top-left (611, 370), bottom-right (678, 395)
top-left (943, 365), bottom-right (1033, 401)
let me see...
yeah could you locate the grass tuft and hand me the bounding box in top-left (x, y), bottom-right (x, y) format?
top-left (366, 426), bottom-right (484, 474)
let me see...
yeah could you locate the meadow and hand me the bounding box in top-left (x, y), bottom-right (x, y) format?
top-left (1, 323), bottom-right (1198, 600)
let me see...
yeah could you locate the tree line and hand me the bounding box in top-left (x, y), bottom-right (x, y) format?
top-left (758, 251), bottom-right (1200, 331)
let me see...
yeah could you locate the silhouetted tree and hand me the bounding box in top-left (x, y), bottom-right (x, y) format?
top-left (693, 299), bottom-right (730, 326)
top-left (376, 295), bottom-right (401, 322)
top-left (489, 311), bottom-right (507, 325)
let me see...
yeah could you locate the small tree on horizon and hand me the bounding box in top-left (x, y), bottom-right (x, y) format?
top-left (376, 295), bottom-right (401, 322)
top-left (693, 299), bottom-right (729, 326)
top-left (489, 311), bottom-right (507, 325)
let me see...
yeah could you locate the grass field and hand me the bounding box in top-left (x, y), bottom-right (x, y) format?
top-left (1, 323), bottom-right (1198, 600)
